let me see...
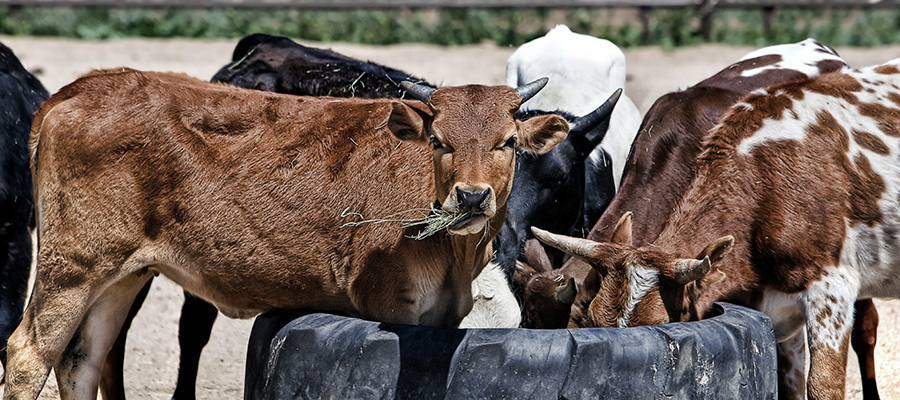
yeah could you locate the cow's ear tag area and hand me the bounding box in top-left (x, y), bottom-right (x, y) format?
top-left (387, 100), bottom-right (431, 143)
top-left (515, 114), bottom-right (569, 155)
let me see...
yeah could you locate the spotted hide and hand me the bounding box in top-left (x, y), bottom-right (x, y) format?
top-left (533, 58), bottom-right (900, 400)
top-left (517, 38), bottom-right (848, 329)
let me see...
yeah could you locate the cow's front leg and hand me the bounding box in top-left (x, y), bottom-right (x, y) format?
top-left (351, 260), bottom-right (422, 325)
top-left (802, 266), bottom-right (856, 400)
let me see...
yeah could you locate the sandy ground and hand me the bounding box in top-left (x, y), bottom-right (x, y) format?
top-left (0, 35), bottom-right (897, 399)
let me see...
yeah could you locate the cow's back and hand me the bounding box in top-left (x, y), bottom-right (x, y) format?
top-left (33, 69), bottom-right (436, 315)
top-left (593, 41), bottom-right (848, 245)
top-left (696, 64), bottom-right (900, 297)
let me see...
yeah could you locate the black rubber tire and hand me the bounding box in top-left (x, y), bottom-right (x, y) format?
top-left (244, 303), bottom-right (777, 400)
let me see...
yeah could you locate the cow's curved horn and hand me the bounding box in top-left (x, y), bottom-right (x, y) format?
top-left (531, 227), bottom-right (598, 261)
top-left (400, 81), bottom-right (436, 103)
top-left (673, 256), bottom-right (712, 284)
top-left (570, 88), bottom-right (622, 135)
top-left (556, 277), bottom-right (577, 304)
top-left (516, 77), bottom-right (549, 104)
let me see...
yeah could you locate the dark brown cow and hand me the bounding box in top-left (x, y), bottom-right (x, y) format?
top-left (517, 39), bottom-right (881, 398)
top-left (518, 38), bottom-right (848, 326)
top-left (533, 59), bottom-right (900, 400)
top-left (4, 69), bottom-right (568, 399)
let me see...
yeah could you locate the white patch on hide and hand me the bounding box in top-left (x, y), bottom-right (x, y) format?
top-left (739, 38), bottom-right (846, 78)
top-left (618, 262), bottom-right (659, 328)
top-left (801, 266), bottom-right (858, 352)
top-left (459, 261), bottom-right (521, 328)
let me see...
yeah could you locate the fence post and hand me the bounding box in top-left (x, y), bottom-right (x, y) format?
top-left (639, 6), bottom-right (651, 43)
top-left (762, 6), bottom-right (777, 37)
top-left (698, 0), bottom-right (718, 42)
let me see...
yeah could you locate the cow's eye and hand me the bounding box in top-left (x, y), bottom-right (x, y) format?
top-left (503, 136), bottom-right (517, 148)
top-left (429, 136), bottom-right (444, 150)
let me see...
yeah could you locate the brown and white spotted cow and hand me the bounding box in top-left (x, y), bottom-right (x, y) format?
top-left (518, 39), bottom-right (881, 399)
top-left (531, 58), bottom-right (900, 400)
top-left (517, 38), bottom-right (850, 328)
top-left (4, 69), bottom-right (569, 400)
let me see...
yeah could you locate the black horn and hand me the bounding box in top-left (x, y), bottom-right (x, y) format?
top-left (570, 88), bottom-right (622, 135)
top-left (400, 81), bottom-right (436, 103)
top-left (569, 88), bottom-right (623, 160)
top-left (516, 77), bottom-right (549, 104)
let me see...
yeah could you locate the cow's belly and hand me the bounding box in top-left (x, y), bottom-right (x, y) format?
top-left (755, 287), bottom-right (805, 342)
top-left (142, 249), bottom-right (357, 318)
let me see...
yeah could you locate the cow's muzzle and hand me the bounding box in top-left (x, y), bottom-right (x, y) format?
top-left (456, 188), bottom-right (490, 212)
top-left (444, 185), bottom-right (496, 235)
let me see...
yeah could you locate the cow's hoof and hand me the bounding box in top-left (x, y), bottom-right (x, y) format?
top-left (244, 303), bottom-right (777, 400)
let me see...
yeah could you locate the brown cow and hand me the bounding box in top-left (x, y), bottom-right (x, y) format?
top-left (4, 68), bottom-right (568, 399)
top-left (516, 39), bottom-right (881, 398)
top-left (532, 58), bottom-right (900, 400)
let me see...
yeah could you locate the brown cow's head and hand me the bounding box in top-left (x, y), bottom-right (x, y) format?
top-left (513, 239), bottom-right (578, 329)
top-left (531, 213), bottom-right (731, 328)
top-left (390, 79), bottom-right (569, 235)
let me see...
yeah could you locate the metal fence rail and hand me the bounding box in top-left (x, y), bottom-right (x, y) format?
top-left (3, 0), bottom-right (899, 41)
top-left (3, 0), bottom-right (899, 9)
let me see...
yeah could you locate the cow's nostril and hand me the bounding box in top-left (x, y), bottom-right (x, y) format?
top-left (456, 188), bottom-right (490, 210)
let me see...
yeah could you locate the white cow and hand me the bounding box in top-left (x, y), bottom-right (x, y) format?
top-left (506, 24), bottom-right (642, 190)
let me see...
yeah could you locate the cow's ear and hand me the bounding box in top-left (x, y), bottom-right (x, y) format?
top-left (515, 114), bottom-right (569, 155)
top-left (523, 238), bottom-right (553, 273)
top-left (512, 260), bottom-right (538, 288)
top-left (610, 212), bottom-right (633, 245)
top-left (387, 100), bottom-right (432, 143)
top-left (697, 235), bottom-right (734, 264)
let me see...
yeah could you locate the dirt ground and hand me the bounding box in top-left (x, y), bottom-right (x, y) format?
top-left (0, 35), bottom-right (898, 399)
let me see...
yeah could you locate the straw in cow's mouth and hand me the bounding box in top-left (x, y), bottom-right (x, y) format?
top-left (340, 206), bottom-right (475, 240)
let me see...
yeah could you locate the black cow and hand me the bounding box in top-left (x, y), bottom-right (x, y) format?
top-left (493, 92), bottom-right (620, 272)
top-left (210, 33), bottom-right (432, 98)
top-left (0, 42), bottom-right (48, 382)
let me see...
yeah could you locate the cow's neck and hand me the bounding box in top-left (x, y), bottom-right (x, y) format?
top-left (654, 165), bottom-right (757, 318)
top-left (425, 204), bottom-right (504, 327)
top-left (451, 205), bottom-right (506, 278)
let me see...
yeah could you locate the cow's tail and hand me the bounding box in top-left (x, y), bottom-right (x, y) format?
top-left (29, 99), bottom-right (49, 245)
top-left (28, 90), bottom-right (72, 242)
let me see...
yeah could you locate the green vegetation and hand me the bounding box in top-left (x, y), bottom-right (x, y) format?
top-left (1, 6), bottom-right (899, 48)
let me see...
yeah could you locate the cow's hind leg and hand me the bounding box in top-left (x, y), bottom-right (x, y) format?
top-left (777, 332), bottom-right (807, 400)
top-left (99, 279), bottom-right (153, 400)
top-left (851, 299), bottom-right (879, 400)
top-left (53, 273), bottom-right (150, 400)
top-left (52, 272), bottom-right (149, 400)
top-left (172, 292), bottom-right (218, 400)
top-left (5, 269), bottom-right (97, 400)
top-left (0, 224), bottom-right (33, 382)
